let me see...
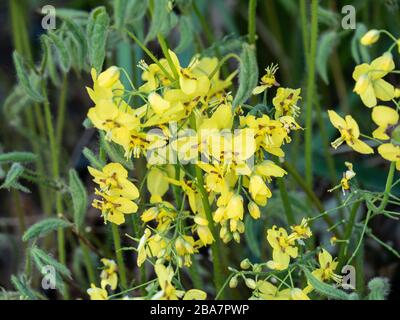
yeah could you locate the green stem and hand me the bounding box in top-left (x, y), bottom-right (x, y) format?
top-left (304, 0), bottom-right (318, 188)
top-left (111, 224), bottom-right (128, 289)
top-left (338, 201), bottom-right (360, 269)
top-left (56, 74), bottom-right (68, 149)
top-left (248, 0), bottom-right (257, 45)
top-left (157, 34), bottom-right (179, 81)
top-left (277, 177), bottom-right (295, 225)
top-left (375, 161), bottom-right (396, 212)
top-left (284, 162), bottom-right (342, 238)
top-left (80, 239), bottom-right (96, 285)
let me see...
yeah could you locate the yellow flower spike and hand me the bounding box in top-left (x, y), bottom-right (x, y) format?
top-left (328, 110), bottom-right (374, 154)
top-left (371, 106), bottom-right (399, 140)
top-left (378, 143), bottom-right (400, 170)
top-left (248, 201), bottom-right (261, 219)
top-left (352, 53), bottom-right (395, 107)
top-left (97, 66), bottom-right (120, 88)
top-left (360, 29), bottom-right (380, 46)
top-left (100, 258), bottom-right (118, 290)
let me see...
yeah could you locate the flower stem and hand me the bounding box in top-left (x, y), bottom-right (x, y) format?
top-left (248, 0), bottom-right (258, 45)
top-left (111, 223), bottom-right (128, 289)
top-left (277, 177), bottom-right (295, 225)
top-left (304, 0), bottom-right (319, 188)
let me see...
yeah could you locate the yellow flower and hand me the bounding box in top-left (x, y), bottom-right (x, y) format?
top-left (137, 228), bottom-right (151, 267)
top-left (87, 100), bottom-right (137, 140)
top-left (352, 53), bottom-right (395, 107)
top-left (252, 63), bottom-right (280, 95)
top-left (378, 143), bottom-right (400, 170)
top-left (328, 110), bottom-right (374, 154)
top-left (87, 67), bottom-right (124, 104)
top-left (154, 264), bottom-right (184, 300)
top-left (340, 161), bottom-right (356, 193)
top-left (312, 249), bottom-right (342, 283)
top-left (371, 106), bottom-right (399, 140)
top-left (175, 235), bottom-right (197, 267)
top-left (255, 281), bottom-right (309, 300)
top-left (266, 226), bottom-right (298, 270)
top-left (100, 258), bottom-right (118, 290)
top-left (248, 174), bottom-right (272, 206)
top-left (87, 284), bottom-right (108, 300)
top-left (92, 190), bottom-right (138, 225)
top-left (289, 218), bottom-right (312, 241)
top-left (360, 29), bottom-right (380, 46)
top-left (248, 201), bottom-right (261, 219)
top-left (146, 167), bottom-right (169, 203)
top-left (88, 162), bottom-right (139, 200)
top-left (194, 215), bottom-right (214, 245)
top-left (272, 88), bottom-right (301, 118)
top-left (182, 289), bottom-right (207, 300)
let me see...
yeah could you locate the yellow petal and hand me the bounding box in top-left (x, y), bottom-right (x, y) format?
top-left (328, 110), bottom-right (346, 129)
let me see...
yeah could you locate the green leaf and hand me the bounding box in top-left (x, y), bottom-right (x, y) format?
top-left (318, 6), bottom-right (340, 27)
top-left (69, 169), bottom-right (88, 231)
top-left (87, 6), bottom-right (110, 73)
top-left (0, 152), bottom-right (37, 164)
top-left (2, 85), bottom-right (33, 120)
top-left (202, 34), bottom-right (246, 57)
top-left (64, 18), bottom-right (87, 71)
top-left (11, 275), bottom-right (39, 300)
top-left (12, 51), bottom-right (44, 102)
top-left (100, 132), bottom-right (134, 170)
top-left (40, 36), bottom-right (60, 86)
top-left (232, 43), bottom-right (258, 107)
top-left (316, 31), bottom-right (339, 84)
top-left (30, 246), bottom-right (72, 279)
top-left (302, 266), bottom-right (352, 300)
top-left (175, 16), bottom-right (194, 53)
top-left (145, 0), bottom-right (178, 43)
top-left (23, 218), bottom-right (71, 242)
top-left (1, 163), bottom-right (24, 189)
top-left (47, 31), bottom-right (71, 73)
top-left (114, 0), bottom-right (129, 31)
top-left (83, 147), bottom-right (105, 170)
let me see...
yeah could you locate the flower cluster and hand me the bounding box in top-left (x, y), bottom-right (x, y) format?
top-left (228, 219), bottom-right (342, 300)
top-left (85, 47), bottom-right (302, 298)
top-left (329, 29), bottom-right (400, 171)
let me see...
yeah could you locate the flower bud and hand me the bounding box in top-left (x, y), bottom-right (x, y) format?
top-left (245, 278), bottom-right (256, 289)
top-left (97, 66), bottom-right (120, 88)
top-left (240, 258), bottom-right (251, 269)
top-left (248, 201), bottom-right (261, 219)
top-left (360, 29), bottom-right (380, 46)
top-left (229, 276), bottom-right (238, 288)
